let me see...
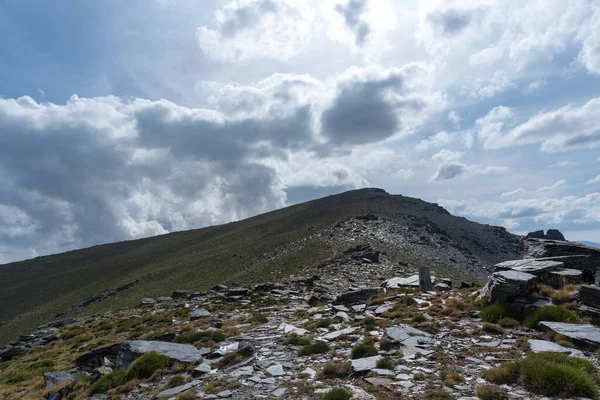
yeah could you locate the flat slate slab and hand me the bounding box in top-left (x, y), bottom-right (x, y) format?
top-left (539, 322), bottom-right (600, 347)
top-left (189, 308), bottom-right (211, 320)
top-left (351, 355), bottom-right (382, 372)
top-left (118, 340), bottom-right (205, 369)
top-left (528, 339), bottom-right (583, 357)
top-left (156, 380), bottom-right (201, 398)
top-left (494, 259), bottom-right (563, 274)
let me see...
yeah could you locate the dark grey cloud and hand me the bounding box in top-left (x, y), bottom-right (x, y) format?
top-left (427, 8), bottom-right (475, 36)
top-left (430, 162), bottom-right (467, 181)
top-left (321, 74), bottom-right (404, 145)
top-left (335, 0), bottom-right (371, 46)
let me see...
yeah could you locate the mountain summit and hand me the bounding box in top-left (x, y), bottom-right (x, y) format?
top-left (0, 188), bottom-right (523, 345)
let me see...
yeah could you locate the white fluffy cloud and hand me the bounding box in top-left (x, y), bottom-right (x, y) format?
top-left (477, 98), bottom-right (600, 152)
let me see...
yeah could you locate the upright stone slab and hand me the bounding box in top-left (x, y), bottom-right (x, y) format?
top-left (419, 267), bottom-right (432, 292)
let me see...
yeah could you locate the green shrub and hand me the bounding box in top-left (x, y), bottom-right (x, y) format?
top-left (423, 387), bottom-right (454, 400)
top-left (124, 352), bottom-right (170, 380)
top-left (322, 388), bottom-right (352, 400)
top-left (319, 362), bottom-right (351, 378)
top-left (524, 306), bottom-right (580, 329)
top-left (316, 318), bottom-right (333, 328)
top-left (482, 352), bottom-right (598, 399)
top-left (0, 371), bottom-right (35, 384)
top-left (375, 357), bottom-right (395, 370)
top-left (412, 314), bottom-right (427, 323)
top-left (299, 341), bottom-right (330, 356)
top-left (498, 317), bottom-right (519, 328)
top-left (482, 322), bottom-right (503, 334)
top-left (250, 313), bottom-right (268, 324)
top-left (479, 305), bottom-right (518, 323)
top-left (350, 344), bottom-right (378, 359)
top-left (476, 384), bottom-right (508, 400)
top-left (89, 370), bottom-right (126, 395)
top-left (284, 337), bottom-right (311, 346)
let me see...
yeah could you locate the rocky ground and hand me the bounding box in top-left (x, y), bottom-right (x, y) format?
top-left (2, 244), bottom-right (600, 400)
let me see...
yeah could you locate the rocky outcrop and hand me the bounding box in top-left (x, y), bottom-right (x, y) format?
top-left (524, 239), bottom-right (600, 272)
top-left (526, 229), bottom-right (566, 241)
top-left (44, 371), bottom-right (76, 389)
top-left (332, 287), bottom-right (383, 305)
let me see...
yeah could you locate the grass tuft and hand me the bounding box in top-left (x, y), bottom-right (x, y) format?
top-left (476, 384), bottom-right (508, 400)
top-left (350, 343), bottom-right (378, 359)
top-left (375, 357), bottom-right (395, 370)
top-left (322, 388), bottom-right (352, 400)
top-left (320, 362), bottom-right (351, 378)
top-left (124, 352), bottom-right (170, 380)
top-left (284, 336), bottom-right (311, 346)
top-left (523, 305), bottom-right (580, 329)
top-left (479, 305), bottom-right (518, 323)
top-left (299, 341), bottom-right (330, 356)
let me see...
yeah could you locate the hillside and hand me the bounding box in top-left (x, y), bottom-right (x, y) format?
top-left (0, 188), bottom-right (523, 345)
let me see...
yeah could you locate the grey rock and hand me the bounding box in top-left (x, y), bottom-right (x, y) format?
top-left (139, 298), bottom-right (155, 305)
top-left (322, 327), bottom-right (357, 340)
top-left (419, 267), bottom-right (433, 291)
top-left (171, 290), bottom-right (190, 298)
top-left (46, 392), bottom-right (61, 400)
top-left (117, 340), bottom-right (204, 370)
top-left (189, 308), bottom-right (211, 320)
top-left (271, 387), bottom-right (288, 397)
top-left (217, 390), bottom-right (233, 398)
top-left (226, 288), bottom-right (249, 297)
top-left (212, 284), bottom-right (228, 292)
top-left (266, 363), bottom-right (285, 376)
top-left (43, 371), bottom-right (76, 389)
top-left (580, 286), bottom-right (600, 308)
top-left (0, 345), bottom-right (26, 361)
top-left (351, 355), bottom-right (382, 372)
top-left (333, 288), bottom-right (383, 305)
top-left (494, 259), bottom-right (563, 274)
top-left (524, 238), bottom-right (600, 271)
top-left (539, 322), bottom-right (600, 347)
top-left (434, 283), bottom-right (451, 291)
top-left (384, 325), bottom-right (431, 344)
top-left (156, 380), bottom-right (201, 398)
top-left (478, 270), bottom-right (538, 303)
top-left (192, 363), bottom-right (212, 376)
top-left (156, 296), bottom-right (171, 303)
top-left (528, 339), bottom-right (583, 357)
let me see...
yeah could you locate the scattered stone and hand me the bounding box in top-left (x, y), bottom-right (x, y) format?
top-left (139, 298), bottom-right (155, 305)
top-left (192, 363), bottom-right (212, 376)
top-left (43, 371), bottom-right (76, 389)
top-left (189, 308), bottom-right (211, 320)
top-left (171, 290), bottom-right (190, 299)
top-left (351, 355), bottom-right (382, 373)
top-left (156, 380), bottom-right (201, 398)
top-left (333, 288), bottom-right (383, 305)
top-left (266, 363), bottom-right (285, 376)
top-left (528, 339), bottom-right (583, 357)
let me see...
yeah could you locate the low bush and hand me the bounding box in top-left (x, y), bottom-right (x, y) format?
top-left (551, 289), bottom-right (574, 305)
top-left (375, 357), bottom-right (395, 370)
top-left (523, 306), bottom-right (580, 329)
top-left (89, 370), bottom-right (126, 395)
top-left (476, 384), bottom-right (508, 400)
top-left (165, 375), bottom-right (188, 389)
top-left (482, 322), bottom-right (503, 334)
top-left (498, 317), bottom-right (519, 328)
top-left (173, 330), bottom-right (226, 344)
top-left (350, 344), bottom-right (378, 359)
top-left (284, 336), bottom-right (311, 346)
top-left (319, 362), bottom-right (351, 378)
top-left (299, 341), bottom-right (330, 356)
top-left (322, 388), bottom-right (352, 400)
top-left (316, 318), bottom-right (333, 328)
top-left (124, 352), bottom-right (170, 380)
top-left (482, 352), bottom-right (598, 399)
top-left (479, 305), bottom-right (518, 323)
top-left (423, 387), bottom-right (454, 400)
top-left (411, 314), bottom-right (428, 323)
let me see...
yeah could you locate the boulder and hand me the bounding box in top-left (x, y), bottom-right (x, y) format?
top-left (526, 229), bottom-right (566, 241)
top-left (351, 355), bottom-right (382, 373)
top-left (43, 371), bottom-right (76, 389)
top-left (333, 288), bottom-right (383, 305)
top-left (0, 345), bottom-right (26, 361)
top-left (227, 288), bottom-right (250, 297)
top-left (384, 325), bottom-right (431, 345)
top-left (524, 239), bottom-right (600, 271)
top-left (117, 340), bottom-right (204, 370)
top-left (189, 308), bottom-right (211, 320)
top-left (212, 284), bottom-right (228, 292)
top-left (192, 363), bottom-right (212, 376)
top-left (580, 286), bottom-right (600, 307)
top-left (478, 270), bottom-right (538, 304)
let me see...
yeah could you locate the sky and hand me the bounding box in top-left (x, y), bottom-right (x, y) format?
top-left (0, 0), bottom-right (599, 264)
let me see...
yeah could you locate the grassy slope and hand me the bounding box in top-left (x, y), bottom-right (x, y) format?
top-left (0, 188), bottom-right (521, 345)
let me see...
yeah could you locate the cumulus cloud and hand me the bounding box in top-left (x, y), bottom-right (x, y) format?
top-left (447, 111), bottom-right (462, 126)
top-left (196, 0), bottom-right (314, 61)
top-left (536, 179), bottom-right (567, 193)
top-left (501, 188), bottom-right (526, 199)
top-left (429, 149), bottom-right (509, 182)
top-left (477, 97), bottom-right (600, 152)
top-left (589, 175), bottom-right (600, 184)
top-left (430, 161), bottom-right (467, 181)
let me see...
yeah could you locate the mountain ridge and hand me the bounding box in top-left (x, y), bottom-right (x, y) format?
top-left (0, 188), bottom-right (523, 345)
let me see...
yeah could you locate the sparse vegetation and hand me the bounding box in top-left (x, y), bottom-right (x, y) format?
top-left (482, 352), bottom-right (598, 398)
top-left (476, 384), bottom-right (508, 400)
top-left (316, 318), bottom-right (333, 328)
top-left (498, 317), bottom-right (519, 328)
top-left (375, 357), bottom-right (395, 370)
top-left (284, 336), bottom-right (311, 346)
top-left (350, 343), bottom-right (378, 359)
top-left (523, 305), bottom-right (580, 329)
top-left (89, 370), bottom-right (126, 395)
top-left (322, 388), bottom-right (352, 400)
top-left (320, 362), bottom-right (351, 378)
top-left (173, 330), bottom-right (226, 344)
top-left (482, 322), bottom-right (503, 334)
top-left (424, 387), bottom-right (454, 400)
top-left (124, 352), bottom-right (170, 380)
top-left (479, 305), bottom-right (518, 323)
top-left (299, 341), bottom-right (330, 356)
